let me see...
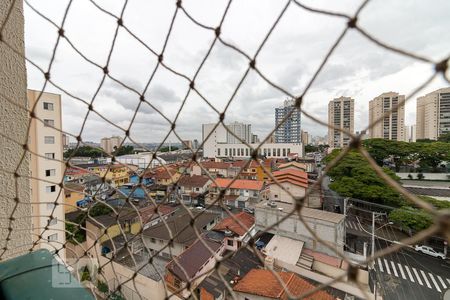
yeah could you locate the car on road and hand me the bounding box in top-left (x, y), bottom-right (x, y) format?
top-left (414, 245), bottom-right (446, 259)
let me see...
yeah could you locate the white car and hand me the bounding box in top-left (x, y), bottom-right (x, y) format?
top-left (414, 245), bottom-right (446, 259)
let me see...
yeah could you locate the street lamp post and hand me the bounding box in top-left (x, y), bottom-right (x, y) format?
top-left (371, 212), bottom-right (392, 268)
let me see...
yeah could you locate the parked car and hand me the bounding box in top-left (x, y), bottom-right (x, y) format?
top-left (194, 206), bottom-right (205, 211)
top-left (414, 245), bottom-right (446, 259)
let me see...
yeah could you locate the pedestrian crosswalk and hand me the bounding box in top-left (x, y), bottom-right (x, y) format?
top-left (345, 220), bottom-right (365, 231)
top-left (375, 258), bottom-right (449, 293)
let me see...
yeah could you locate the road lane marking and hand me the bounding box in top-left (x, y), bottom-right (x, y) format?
top-left (413, 268), bottom-right (423, 285)
top-left (384, 259), bottom-right (391, 275)
top-left (377, 258), bottom-right (383, 272)
top-left (390, 261), bottom-right (398, 277)
top-left (404, 266), bottom-right (414, 282)
top-left (420, 270), bottom-right (432, 289)
top-left (397, 263), bottom-right (406, 279)
top-left (428, 273), bottom-right (441, 292)
top-left (437, 275), bottom-right (446, 289)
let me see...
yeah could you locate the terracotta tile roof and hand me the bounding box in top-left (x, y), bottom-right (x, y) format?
top-left (198, 161), bottom-right (230, 170)
top-left (200, 287), bottom-right (215, 300)
top-left (167, 234), bottom-right (223, 282)
top-left (178, 175), bottom-right (211, 188)
top-left (143, 167), bottom-right (178, 180)
top-left (231, 160), bottom-right (259, 168)
top-left (270, 169), bottom-right (308, 188)
top-left (65, 167), bottom-right (90, 176)
top-left (213, 212), bottom-right (254, 237)
top-left (233, 269), bottom-right (335, 300)
top-left (210, 178), bottom-right (264, 191)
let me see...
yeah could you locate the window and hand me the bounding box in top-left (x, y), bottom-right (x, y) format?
top-left (44, 136), bottom-right (55, 144)
top-left (45, 153), bottom-right (55, 159)
top-left (150, 238), bottom-right (156, 243)
top-left (48, 233), bottom-right (58, 242)
top-left (45, 169), bottom-right (56, 177)
top-left (227, 239), bottom-right (234, 246)
top-left (44, 119), bottom-right (55, 127)
top-left (43, 102), bottom-right (54, 110)
top-left (46, 185), bottom-right (56, 193)
top-left (217, 148), bottom-right (221, 156)
top-left (174, 278), bottom-right (181, 289)
top-left (47, 218), bottom-right (57, 226)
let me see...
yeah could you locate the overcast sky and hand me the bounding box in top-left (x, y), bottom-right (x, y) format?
top-left (24, 0), bottom-right (450, 145)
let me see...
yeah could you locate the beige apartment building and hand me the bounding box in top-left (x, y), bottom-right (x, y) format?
top-left (327, 97), bottom-right (354, 148)
top-left (416, 87), bottom-right (450, 140)
top-left (28, 90), bottom-right (66, 260)
top-left (368, 92), bottom-right (405, 141)
top-left (101, 135), bottom-right (123, 154)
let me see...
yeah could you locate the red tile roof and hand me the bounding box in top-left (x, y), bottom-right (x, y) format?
top-left (198, 161), bottom-right (230, 170)
top-left (231, 160), bottom-right (259, 168)
top-left (270, 169), bottom-right (308, 188)
top-left (210, 178), bottom-right (264, 191)
top-left (233, 269), bottom-right (335, 300)
top-left (213, 212), bottom-right (254, 237)
top-left (178, 175), bottom-right (210, 188)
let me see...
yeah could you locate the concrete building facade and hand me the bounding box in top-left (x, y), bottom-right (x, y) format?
top-left (416, 87), bottom-right (450, 140)
top-left (368, 92), bottom-right (405, 141)
top-left (275, 99), bottom-right (301, 143)
top-left (327, 97), bottom-right (354, 148)
top-left (100, 136), bottom-right (123, 154)
top-left (28, 90), bottom-right (66, 259)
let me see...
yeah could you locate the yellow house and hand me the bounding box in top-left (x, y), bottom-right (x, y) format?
top-left (63, 182), bottom-right (85, 213)
top-left (144, 167), bottom-right (181, 186)
top-left (79, 163), bottom-right (129, 187)
top-left (255, 159), bottom-right (274, 182)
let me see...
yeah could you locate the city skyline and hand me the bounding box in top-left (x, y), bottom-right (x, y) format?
top-left (24, 1), bottom-right (450, 143)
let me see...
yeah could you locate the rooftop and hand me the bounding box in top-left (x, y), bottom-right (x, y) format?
top-left (213, 212), bottom-right (255, 237)
top-left (197, 161), bottom-right (230, 170)
top-left (166, 234), bottom-right (223, 282)
top-left (142, 211), bottom-right (219, 244)
top-left (233, 269), bottom-right (335, 300)
top-left (256, 201), bottom-right (345, 224)
top-left (211, 178), bottom-right (264, 191)
top-left (178, 175), bottom-right (211, 188)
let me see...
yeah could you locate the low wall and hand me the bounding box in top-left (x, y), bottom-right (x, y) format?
top-left (396, 173), bottom-right (450, 180)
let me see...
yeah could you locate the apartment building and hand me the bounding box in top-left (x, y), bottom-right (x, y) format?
top-left (275, 99), bottom-right (301, 143)
top-left (100, 135), bottom-right (123, 154)
top-left (416, 87), bottom-right (450, 140)
top-left (368, 92), bottom-right (405, 141)
top-left (327, 97), bottom-right (354, 148)
top-left (28, 90), bottom-right (66, 259)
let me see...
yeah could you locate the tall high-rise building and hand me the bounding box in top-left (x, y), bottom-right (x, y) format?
top-left (101, 136), bottom-right (123, 154)
top-left (368, 92), bottom-right (405, 141)
top-left (416, 87), bottom-right (450, 140)
top-left (301, 130), bottom-right (309, 145)
top-left (28, 90), bottom-right (66, 259)
top-left (327, 97), bottom-right (354, 148)
top-left (275, 99), bottom-right (301, 143)
top-left (225, 121), bottom-right (252, 144)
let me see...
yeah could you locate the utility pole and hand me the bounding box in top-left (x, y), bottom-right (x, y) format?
top-left (371, 211), bottom-right (386, 269)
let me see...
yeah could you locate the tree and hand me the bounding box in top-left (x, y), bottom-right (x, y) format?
top-left (159, 146), bottom-right (179, 152)
top-left (64, 146), bottom-right (103, 158)
top-left (324, 149), bottom-right (404, 207)
top-left (417, 142), bottom-right (450, 171)
top-left (389, 207), bottom-right (433, 232)
top-left (113, 145), bottom-right (134, 156)
top-left (437, 132), bottom-right (450, 143)
top-left (305, 145), bottom-right (318, 153)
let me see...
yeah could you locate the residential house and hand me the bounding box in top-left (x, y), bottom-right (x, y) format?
top-left (191, 161), bottom-right (230, 178)
top-left (177, 175), bottom-right (212, 205)
top-left (165, 232), bottom-right (225, 299)
top-left (255, 201), bottom-right (345, 257)
top-left (63, 166), bottom-right (90, 182)
top-left (63, 182), bottom-right (85, 213)
top-left (144, 166), bottom-right (180, 186)
top-left (86, 204), bottom-right (177, 257)
top-left (142, 211), bottom-right (220, 259)
top-left (268, 168), bottom-right (308, 204)
top-left (208, 178), bottom-right (264, 208)
top-left (77, 162), bottom-right (130, 187)
top-left (228, 160), bottom-right (258, 180)
top-left (212, 212), bottom-right (255, 252)
top-left (232, 269), bottom-right (335, 300)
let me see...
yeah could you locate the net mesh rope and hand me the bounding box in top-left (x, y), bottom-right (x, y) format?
top-left (0, 0), bottom-right (449, 299)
